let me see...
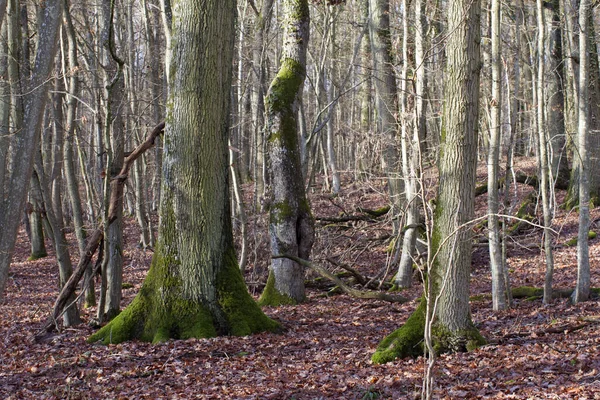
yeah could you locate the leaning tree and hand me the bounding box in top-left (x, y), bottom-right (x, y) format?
top-left (89, 0), bottom-right (278, 344)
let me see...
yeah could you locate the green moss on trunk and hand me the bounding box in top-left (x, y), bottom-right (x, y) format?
top-left (372, 299), bottom-right (486, 364)
top-left (258, 272), bottom-right (298, 306)
top-left (372, 300), bottom-right (426, 363)
top-left (89, 245), bottom-right (279, 345)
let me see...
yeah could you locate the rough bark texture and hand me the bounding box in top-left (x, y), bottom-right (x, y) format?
top-left (373, 0), bottom-right (485, 363)
top-left (89, 0), bottom-right (277, 344)
top-left (259, 0), bottom-right (315, 306)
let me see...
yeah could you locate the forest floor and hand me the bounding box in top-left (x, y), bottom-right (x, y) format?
top-left (2, 157), bottom-right (600, 399)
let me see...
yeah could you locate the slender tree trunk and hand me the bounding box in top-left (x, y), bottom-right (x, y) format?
top-left (28, 175), bottom-right (48, 260)
top-left (0, 0), bottom-right (64, 298)
top-left (251, 0), bottom-right (275, 205)
top-left (369, 0), bottom-right (403, 231)
top-left (488, 0), bottom-right (508, 310)
top-left (89, 0), bottom-right (278, 345)
top-left (396, 0), bottom-right (417, 289)
top-left (259, 0), bottom-right (315, 306)
top-left (537, 0), bottom-right (555, 305)
top-left (573, 0), bottom-right (591, 303)
top-left (373, 0), bottom-right (485, 363)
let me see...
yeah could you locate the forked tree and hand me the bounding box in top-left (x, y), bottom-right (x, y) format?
top-left (89, 0), bottom-right (278, 344)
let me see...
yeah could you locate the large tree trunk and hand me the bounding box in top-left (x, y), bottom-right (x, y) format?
top-left (89, 0), bottom-right (277, 345)
top-left (258, 0), bottom-right (315, 306)
top-left (373, 0), bottom-right (485, 363)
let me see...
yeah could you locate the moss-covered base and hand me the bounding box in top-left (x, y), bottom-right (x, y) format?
top-left (89, 247), bottom-right (279, 345)
top-left (258, 272), bottom-right (298, 306)
top-left (372, 300), bottom-right (487, 364)
top-left (372, 300), bottom-right (426, 363)
top-left (27, 251), bottom-right (48, 261)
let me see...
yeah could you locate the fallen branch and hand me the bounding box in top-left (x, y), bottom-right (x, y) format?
top-left (315, 205), bottom-right (390, 223)
top-left (36, 228), bottom-right (104, 336)
top-left (274, 254), bottom-right (408, 303)
top-left (38, 121), bottom-right (165, 335)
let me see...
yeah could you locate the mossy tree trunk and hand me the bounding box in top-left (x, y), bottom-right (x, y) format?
top-left (259, 0), bottom-right (315, 306)
top-left (373, 0), bottom-right (485, 363)
top-left (89, 0), bottom-right (278, 345)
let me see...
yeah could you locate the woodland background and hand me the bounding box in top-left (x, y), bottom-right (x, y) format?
top-left (0, 0), bottom-right (600, 398)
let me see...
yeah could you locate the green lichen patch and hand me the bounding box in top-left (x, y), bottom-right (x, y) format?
top-left (431, 324), bottom-right (487, 354)
top-left (258, 272), bottom-right (298, 307)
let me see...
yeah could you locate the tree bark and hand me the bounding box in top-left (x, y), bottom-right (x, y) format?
top-left (373, 0), bottom-right (485, 363)
top-left (259, 0), bottom-right (315, 306)
top-left (488, 0), bottom-right (508, 310)
top-left (0, 0), bottom-right (64, 298)
top-left (573, 0), bottom-right (591, 303)
top-left (368, 0), bottom-right (403, 231)
top-left (89, 0), bottom-right (277, 345)
top-left (537, 0), bottom-right (556, 305)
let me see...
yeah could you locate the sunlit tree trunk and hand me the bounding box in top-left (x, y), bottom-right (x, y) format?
top-left (373, 0), bottom-right (485, 363)
top-left (488, 0), bottom-right (508, 310)
top-left (89, 0), bottom-right (278, 345)
top-left (573, 0), bottom-right (591, 303)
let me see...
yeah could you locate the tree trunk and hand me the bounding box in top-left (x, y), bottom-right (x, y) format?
top-left (573, 0), bottom-right (591, 303)
top-left (98, 0), bottom-right (126, 322)
top-left (89, 0), bottom-right (278, 345)
top-left (396, 0), bottom-right (417, 289)
top-left (27, 174), bottom-right (48, 260)
top-left (537, 0), bottom-right (556, 305)
top-left (373, 0), bottom-right (485, 363)
top-left (259, 0), bottom-right (315, 306)
top-left (488, 0), bottom-right (508, 310)
top-left (544, 0), bottom-right (569, 188)
top-left (251, 0), bottom-right (275, 205)
top-left (0, 0), bottom-right (64, 298)
top-left (368, 0), bottom-right (403, 231)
